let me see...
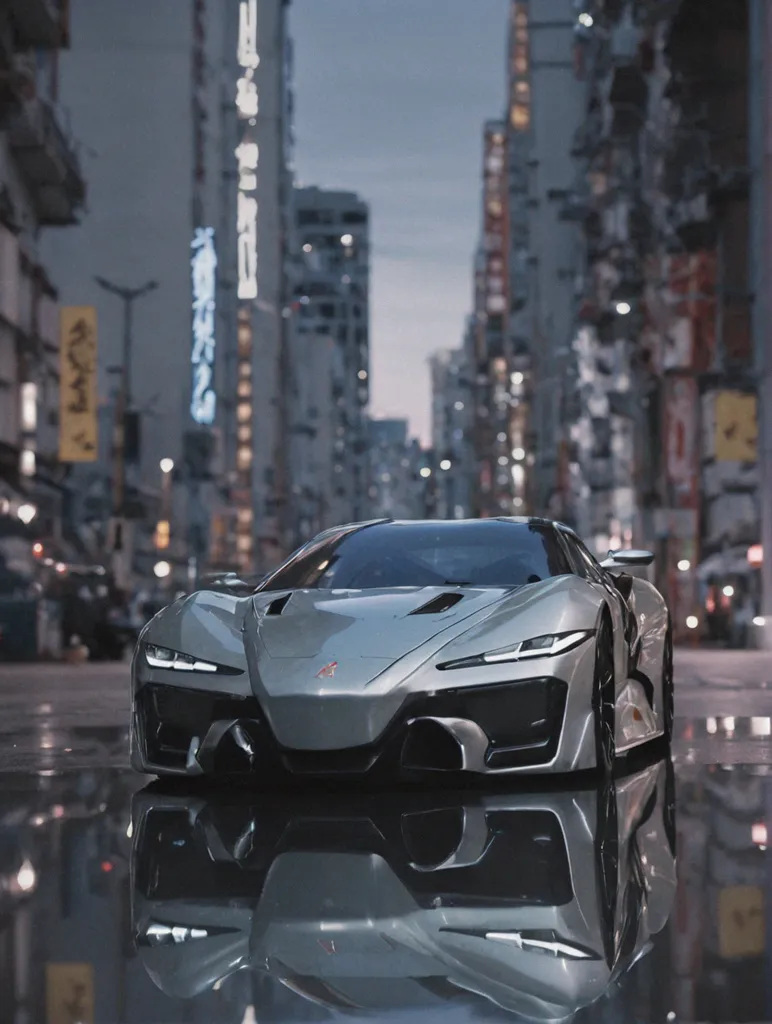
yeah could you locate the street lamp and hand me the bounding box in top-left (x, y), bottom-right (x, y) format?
top-left (94, 276), bottom-right (158, 408)
top-left (94, 276), bottom-right (158, 593)
top-left (159, 458), bottom-right (174, 475)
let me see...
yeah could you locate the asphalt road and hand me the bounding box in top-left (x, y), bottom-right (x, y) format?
top-left (0, 647), bottom-right (770, 773)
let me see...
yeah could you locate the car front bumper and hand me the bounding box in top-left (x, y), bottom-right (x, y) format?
top-left (132, 662), bottom-right (597, 779)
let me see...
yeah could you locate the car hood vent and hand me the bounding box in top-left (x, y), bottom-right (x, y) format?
top-left (410, 592), bottom-right (464, 615)
top-left (267, 593), bottom-right (292, 616)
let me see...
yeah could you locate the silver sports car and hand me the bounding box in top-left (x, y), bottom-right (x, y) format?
top-left (130, 517), bottom-right (673, 781)
top-left (130, 758), bottom-right (677, 1019)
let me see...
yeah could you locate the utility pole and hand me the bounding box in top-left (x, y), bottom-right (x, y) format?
top-left (94, 275), bottom-right (158, 595)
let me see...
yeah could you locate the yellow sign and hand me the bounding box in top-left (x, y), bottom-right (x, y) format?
top-left (59, 306), bottom-right (98, 462)
top-left (717, 885), bottom-right (764, 959)
top-left (46, 963), bottom-right (94, 1024)
top-left (715, 391), bottom-right (757, 462)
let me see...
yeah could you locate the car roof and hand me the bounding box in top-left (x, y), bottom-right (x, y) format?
top-left (338, 517), bottom-right (574, 532)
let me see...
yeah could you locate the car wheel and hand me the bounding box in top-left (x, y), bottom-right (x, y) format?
top-left (593, 615), bottom-right (616, 777)
top-left (663, 620), bottom-right (674, 744)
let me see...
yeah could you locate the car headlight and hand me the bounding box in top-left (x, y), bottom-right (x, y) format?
top-left (438, 630), bottom-right (594, 670)
top-left (142, 921), bottom-right (210, 946)
top-left (145, 644), bottom-right (218, 673)
top-left (484, 930), bottom-right (598, 960)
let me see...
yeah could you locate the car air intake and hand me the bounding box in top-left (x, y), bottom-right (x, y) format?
top-left (410, 592), bottom-right (464, 615)
top-left (267, 593), bottom-right (292, 616)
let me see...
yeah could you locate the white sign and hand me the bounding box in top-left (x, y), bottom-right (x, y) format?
top-left (237, 0), bottom-right (259, 69)
top-left (190, 226), bottom-right (217, 424)
top-left (236, 3), bottom-right (259, 302)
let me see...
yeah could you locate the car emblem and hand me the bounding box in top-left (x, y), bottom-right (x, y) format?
top-left (316, 661), bottom-right (338, 678)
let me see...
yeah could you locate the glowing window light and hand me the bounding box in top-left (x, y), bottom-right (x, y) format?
top-left (751, 717), bottom-right (771, 737)
top-left (706, 717), bottom-right (717, 734)
top-left (21, 381), bottom-right (37, 431)
top-left (190, 227), bottom-right (217, 425)
top-left (20, 448), bottom-right (35, 477)
top-left (155, 520), bottom-right (170, 551)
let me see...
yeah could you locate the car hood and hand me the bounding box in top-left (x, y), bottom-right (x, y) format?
top-left (252, 586), bottom-right (513, 660)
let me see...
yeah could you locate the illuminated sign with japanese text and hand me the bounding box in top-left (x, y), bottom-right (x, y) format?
top-left (190, 226), bottom-right (217, 425)
top-left (237, 0), bottom-right (259, 301)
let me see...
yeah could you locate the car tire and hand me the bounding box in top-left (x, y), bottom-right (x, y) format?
top-left (663, 619), bottom-right (674, 744)
top-left (593, 614), bottom-right (616, 777)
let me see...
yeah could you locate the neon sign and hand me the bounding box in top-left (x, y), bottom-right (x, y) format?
top-left (237, 0), bottom-right (258, 301)
top-left (190, 226), bottom-right (217, 424)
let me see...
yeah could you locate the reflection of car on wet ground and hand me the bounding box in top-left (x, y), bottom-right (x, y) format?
top-left (130, 758), bottom-right (676, 1020)
top-left (131, 518), bottom-right (673, 782)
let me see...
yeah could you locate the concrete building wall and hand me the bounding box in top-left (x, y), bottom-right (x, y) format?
top-left (292, 186), bottom-right (370, 532)
top-left (523, 0), bottom-right (585, 517)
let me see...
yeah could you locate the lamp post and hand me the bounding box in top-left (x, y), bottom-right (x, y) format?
top-left (94, 276), bottom-right (158, 593)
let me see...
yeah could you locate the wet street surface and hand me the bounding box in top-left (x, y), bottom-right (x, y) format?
top-left (0, 650), bottom-right (771, 1023)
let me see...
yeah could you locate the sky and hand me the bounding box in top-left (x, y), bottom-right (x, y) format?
top-left (290, 0), bottom-right (510, 446)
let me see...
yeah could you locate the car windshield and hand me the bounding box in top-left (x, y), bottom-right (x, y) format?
top-left (259, 521), bottom-right (572, 591)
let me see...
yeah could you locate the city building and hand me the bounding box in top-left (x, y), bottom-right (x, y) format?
top-left (40, 0), bottom-right (297, 584)
top-left (40, 0), bottom-right (236, 587)
top-left (368, 418), bottom-right (426, 520)
top-left (288, 185), bottom-right (370, 538)
top-left (0, 1), bottom-right (85, 541)
top-left (564, 0), bottom-right (757, 638)
top-left (429, 348), bottom-right (475, 519)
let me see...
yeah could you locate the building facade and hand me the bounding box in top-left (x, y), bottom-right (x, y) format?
top-left (429, 347), bottom-right (475, 519)
top-left (0, 1), bottom-right (84, 540)
top-left (287, 185), bottom-right (370, 540)
top-left (367, 418), bottom-right (426, 521)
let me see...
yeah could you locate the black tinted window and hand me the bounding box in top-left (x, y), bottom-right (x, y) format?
top-left (563, 533), bottom-right (604, 583)
top-left (259, 522), bottom-right (572, 591)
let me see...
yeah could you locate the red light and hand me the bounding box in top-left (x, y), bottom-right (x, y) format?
top-left (100, 861), bottom-right (113, 873)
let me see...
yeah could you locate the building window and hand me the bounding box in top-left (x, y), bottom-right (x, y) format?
top-left (511, 104), bottom-right (530, 130)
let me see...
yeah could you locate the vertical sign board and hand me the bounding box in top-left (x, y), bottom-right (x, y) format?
top-left (715, 390), bottom-right (758, 462)
top-left (59, 306), bottom-right (98, 462)
top-left (46, 963), bottom-right (94, 1024)
top-left (665, 375), bottom-right (699, 507)
top-left (190, 226), bottom-right (218, 424)
top-left (234, 0), bottom-right (258, 571)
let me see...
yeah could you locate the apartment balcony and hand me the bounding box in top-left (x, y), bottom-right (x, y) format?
top-left (10, 0), bottom-right (66, 49)
top-left (8, 98), bottom-right (85, 226)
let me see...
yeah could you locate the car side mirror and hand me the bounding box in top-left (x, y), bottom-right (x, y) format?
top-left (600, 549), bottom-right (655, 571)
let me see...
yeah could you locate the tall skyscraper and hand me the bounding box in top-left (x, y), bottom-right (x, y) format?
top-left (288, 186), bottom-right (370, 539)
